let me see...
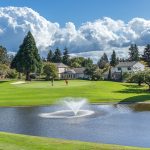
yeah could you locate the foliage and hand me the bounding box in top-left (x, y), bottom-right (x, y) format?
top-left (110, 50), bottom-right (118, 66)
top-left (143, 70), bottom-right (150, 90)
top-left (97, 53), bottom-right (109, 69)
top-left (47, 50), bottom-right (53, 62)
top-left (69, 57), bottom-right (83, 67)
top-left (122, 72), bottom-right (131, 82)
top-left (69, 57), bottom-right (93, 68)
top-left (129, 70), bottom-right (150, 90)
top-left (52, 48), bottom-right (62, 63)
top-left (62, 47), bottom-right (70, 65)
top-left (107, 67), bottom-right (112, 80)
top-left (142, 44), bottom-right (150, 66)
top-left (0, 45), bottom-right (8, 64)
top-left (128, 72), bottom-right (144, 86)
top-left (91, 69), bottom-right (104, 81)
top-left (128, 44), bottom-right (139, 61)
top-left (84, 64), bottom-right (104, 81)
top-left (0, 64), bottom-right (9, 78)
top-left (11, 31), bottom-right (42, 81)
top-left (6, 69), bottom-right (18, 79)
top-left (82, 58), bottom-right (93, 67)
top-left (43, 63), bottom-right (58, 81)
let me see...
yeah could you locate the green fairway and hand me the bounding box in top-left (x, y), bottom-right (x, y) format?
top-left (0, 132), bottom-right (149, 150)
top-left (0, 80), bottom-right (150, 106)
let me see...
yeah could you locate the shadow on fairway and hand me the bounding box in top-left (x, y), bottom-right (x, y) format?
top-left (0, 80), bottom-right (9, 84)
top-left (115, 84), bottom-right (148, 94)
top-left (119, 95), bottom-right (150, 104)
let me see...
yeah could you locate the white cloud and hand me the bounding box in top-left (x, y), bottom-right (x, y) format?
top-left (0, 7), bottom-right (149, 61)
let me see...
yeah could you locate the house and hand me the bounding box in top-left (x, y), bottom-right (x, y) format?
top-left (111, 61), bottom-right (145, 80)
top-left (54, 63), bottom-right (87, 79)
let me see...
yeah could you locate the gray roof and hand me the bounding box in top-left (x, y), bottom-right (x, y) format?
top-left (54, 63), bottom-right (68, 68)
top-left (73, 68), bottom-right (85, 74)
top-left (116, 61), bottom-right (138, 67)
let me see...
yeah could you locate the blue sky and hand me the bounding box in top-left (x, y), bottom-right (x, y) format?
top-left (1, 0), bottom-right (150, 26)
top-left (1, 0), bottom-right (150, 60)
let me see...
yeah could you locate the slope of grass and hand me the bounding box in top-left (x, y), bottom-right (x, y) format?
top-left (0, 132), bottom-right (149, 150)
top-left (0, 80), bottom-right (150, 106)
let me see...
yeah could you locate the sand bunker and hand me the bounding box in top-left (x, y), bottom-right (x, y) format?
top-left (11, 81), bottom-right (26, 85)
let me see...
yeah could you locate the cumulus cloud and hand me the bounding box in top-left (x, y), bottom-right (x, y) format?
top-left (0, 7), bottom-right (150, 61)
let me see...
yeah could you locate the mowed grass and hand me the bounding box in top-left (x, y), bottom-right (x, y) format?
top-left (0, 132), bottom-right (149, 150)
top-left (0, 80), bottom-right (150, 106)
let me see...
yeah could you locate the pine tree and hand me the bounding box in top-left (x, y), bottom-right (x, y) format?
top-left (143, 44), bottom-right (150, 66)
top-left (0, 45), bottom-right (8, 64)
top-left (52, 48), bottom-right (62, 63)
top-left (110, 50), bottom-right (118, 66)
top-left (129, 44), bottom-right (139, 61)
top-left (97, 53), bottom-right (109, 69)
top-left (62, 47), bottom-right (70, 65)
top-left (47, 50), bottom-right (53, 62)
top-left (11, 31), bottom-right (42, 81)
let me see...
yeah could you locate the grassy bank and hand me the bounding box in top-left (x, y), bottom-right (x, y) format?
top-left (0, 80), bottom-right (150, 106)
top-left (0, 132), bottom-right (149, 150)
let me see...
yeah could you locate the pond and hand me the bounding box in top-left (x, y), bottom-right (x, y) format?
top-left (0, 103), bottom-right (150, 147)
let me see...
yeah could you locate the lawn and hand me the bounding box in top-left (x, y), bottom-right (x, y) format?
top-left (0, 132), bottom-right (149, 150)
top-left (0, 80), bottom-right (150, 106)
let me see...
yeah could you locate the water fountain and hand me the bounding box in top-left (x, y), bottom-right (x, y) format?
top-left (39, 98), bottom-right (94, 118)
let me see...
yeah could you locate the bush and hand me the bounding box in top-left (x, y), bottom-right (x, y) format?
top-left (0, 64), bottom-right (9, 78)
top-left (6, 69), bottom-right (17, 79)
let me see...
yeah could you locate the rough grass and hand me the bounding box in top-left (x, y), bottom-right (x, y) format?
top-left (0, 80), bottom-right (150, 106)
top-left (0, 132), bottom-right (149, 150)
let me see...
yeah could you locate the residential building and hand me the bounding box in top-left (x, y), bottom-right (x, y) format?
top-left (54, 63), bottom-right (87, 79)
top-left (111, 61), bottom-right (145, 80)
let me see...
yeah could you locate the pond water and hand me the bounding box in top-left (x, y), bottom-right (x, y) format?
top-left (0, 103), bottom-right (150, 147)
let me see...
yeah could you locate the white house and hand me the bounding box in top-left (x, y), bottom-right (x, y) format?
top-left (111, 61), bottom-right (145, 80)
top-left (54, 63), bottom-right (87, 79)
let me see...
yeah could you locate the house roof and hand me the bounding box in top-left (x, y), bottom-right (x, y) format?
top-left (116, 61), bottom-right (138, 67)
top-left (54, 63), bottom-right (68, 68)
top-left (73, 68), bottom-right (85, 74)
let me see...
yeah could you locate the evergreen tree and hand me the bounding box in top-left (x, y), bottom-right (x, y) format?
top-left (47, 50), bottom-right (53, 62)
top-left (107, 67), bottom-right (112, 80)
top-left (128, 44), bottom-right (139, 61)
top-left (97, 53), bottom-right (109, 69)
top-left (143, 44), bottom-right (150, 66)
top-left (110, 50), bottom-right (118, 66)
top-left (52, 48), bottom-right (62, 63)
top-left (0, 45), bottom-right (8, 64)
top-left (62, 47), bottom-right (70, 65)
top-left (11, 31), bottom-right (42, 81)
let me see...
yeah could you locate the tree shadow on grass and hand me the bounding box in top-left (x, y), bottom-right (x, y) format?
top-left (119, 95), bottom-right (150, 104)
top-left (0, 80), bottom-right (9, 84)
top-left (122, 84), bottom-right (145, 89)
top-left (115, 84), bottom-right (148, 94)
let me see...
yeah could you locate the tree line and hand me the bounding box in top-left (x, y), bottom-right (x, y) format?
top-left (46, 48), bottom-right (93, 68)
top-left (1, 31), bottom-right (150, 82)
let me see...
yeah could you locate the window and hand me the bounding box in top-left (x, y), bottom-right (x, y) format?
top-left (118, 67), bottom-right (121, 71)
top-left (128, 67), bottom-right (131, 70)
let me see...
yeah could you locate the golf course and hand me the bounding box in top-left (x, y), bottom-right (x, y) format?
top-left (1, 80), bottom-right (150, 150)
top-left (0, 80), bottom-right (150, 106)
